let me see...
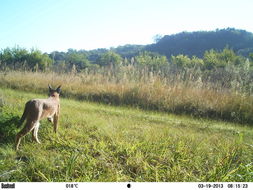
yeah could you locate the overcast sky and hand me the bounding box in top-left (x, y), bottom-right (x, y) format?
top-left (0, 0), bottom-right (252, 53)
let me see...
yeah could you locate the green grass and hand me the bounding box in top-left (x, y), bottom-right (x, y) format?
top-left (0, 87), bottom-right (253, 182)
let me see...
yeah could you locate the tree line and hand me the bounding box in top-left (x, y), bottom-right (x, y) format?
top-left (0, 46), bottom-right (253, 72)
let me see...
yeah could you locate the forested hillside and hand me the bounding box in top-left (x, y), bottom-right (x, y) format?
top-left (146, 28), bottom-right (253, 57)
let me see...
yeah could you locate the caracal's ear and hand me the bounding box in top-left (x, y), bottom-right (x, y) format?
top-left (56, 85), bottom-right (61, 94)
top-left (48, 84), bottom-right (53, 91)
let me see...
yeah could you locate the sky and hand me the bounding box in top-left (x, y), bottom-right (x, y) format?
top-left (0, 0), bottom-right (253, 53)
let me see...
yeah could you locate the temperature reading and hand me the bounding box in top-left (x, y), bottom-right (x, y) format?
top-left (66, 183), bottom-right (78, 188)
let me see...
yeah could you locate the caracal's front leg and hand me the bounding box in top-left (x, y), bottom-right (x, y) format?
top-left (53, 113), bottom-right (59, 133)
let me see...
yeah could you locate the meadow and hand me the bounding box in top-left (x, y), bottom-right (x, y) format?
top-left (1, 69), bottom-right (253, 125)
top-left (0, 87), bottom-right (253, 182)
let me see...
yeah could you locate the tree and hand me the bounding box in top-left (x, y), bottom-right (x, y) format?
top-left (66, 50), bottom-right (90, 71)
top-left (0, 48), bottom-right (13, 69)
top-left (98, 51), bottom-right (122, 66)
top-left (249, 53), bottom-right (253, 61)
top-left (191, 56), bottom-right (204, 67)
top-left (171, 54), bottom-right (192, 67)
top-left (12, 47), bottom-right (29, 69)
top-left (203, 48), bottom-right (244, 70)
top-left (203, 49), bottom-right (220, 70)
top-left (0, 47), bottom-right (52, 71)
top-left (28, 49), bottom-right (52, 71)
top-left (135, 51), bottom-right (168, 70)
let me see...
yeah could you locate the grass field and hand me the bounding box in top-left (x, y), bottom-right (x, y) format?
top-left (0, 87), bottom-right (253, 182)
top-left (1, 71), bottom-right (253, 125)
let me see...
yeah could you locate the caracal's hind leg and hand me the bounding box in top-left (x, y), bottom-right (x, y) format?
top-left (53, 114), bottom-right (59, 133)
top-left (32, 122), bottom-right (41, 144)
top-left (15, 120), bottom-right (36, 150)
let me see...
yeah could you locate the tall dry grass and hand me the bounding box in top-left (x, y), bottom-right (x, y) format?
top-left (0, 67), bottom-right (253, 124)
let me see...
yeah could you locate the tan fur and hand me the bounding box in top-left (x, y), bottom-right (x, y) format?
top-left (15, 85), bottom-right (61, 150)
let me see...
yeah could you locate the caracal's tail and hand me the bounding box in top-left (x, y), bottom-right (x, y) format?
top-left (17, 102), bottom-right (29, 128)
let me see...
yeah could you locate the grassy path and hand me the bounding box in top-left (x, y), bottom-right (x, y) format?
top-left (0, 88), bottom-right (253, 182)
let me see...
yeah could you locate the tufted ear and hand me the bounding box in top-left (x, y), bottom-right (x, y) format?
top-left (56, 85), bottom-right (61, 94)
top-left (48, 84), bottom-right (53, 91)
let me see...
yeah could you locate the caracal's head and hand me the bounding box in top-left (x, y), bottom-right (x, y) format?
top-left (48, 85), bottom-right (61, 99)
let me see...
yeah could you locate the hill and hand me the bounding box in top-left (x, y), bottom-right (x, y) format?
top-left (145, 28), bottom-right (253, 57)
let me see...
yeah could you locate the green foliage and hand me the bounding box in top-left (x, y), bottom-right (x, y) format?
top-left (12, 47), bottom-right (29, 69)
top-left (65, 49), bottom-right (90, 71)
top-left (0, 47), bottom-right (52, 71)
top-left (0, 47), bottom-right (28, 70)
top-left (98, 51), bottom-right (122, 66)
top-left (28, 49), bottom-right (52, 71)
top-left (135, 51), bottom-right (168, 70)
top-left (203, 48), bottom-right (245, 70)
top-left (171, 54), bottom-right (192, 67)
top-left (249, 53), bottom-right (253, 61)
top-left (1, 45), bottom-right (252, 76)
top-left (191, 56), bottom-right (204, 67)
